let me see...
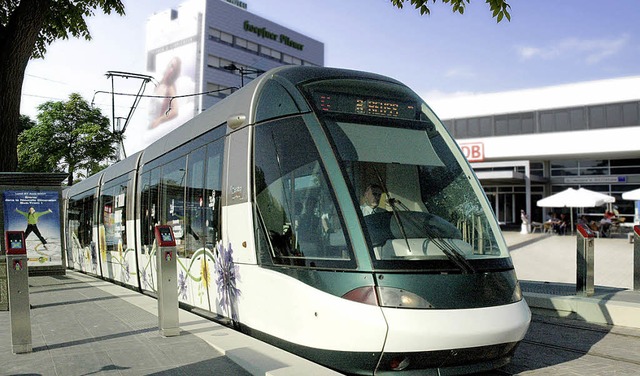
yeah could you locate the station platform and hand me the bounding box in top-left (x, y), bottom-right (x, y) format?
top-left (1, 231), bottom-right (639, 375)
top-left (505, 230), bottom-right (640, 329)
top-left (0, 271), bottom-right (339, 376)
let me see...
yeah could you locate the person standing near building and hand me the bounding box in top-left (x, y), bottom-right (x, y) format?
top-left (15, 206), bottom-right (52, 245)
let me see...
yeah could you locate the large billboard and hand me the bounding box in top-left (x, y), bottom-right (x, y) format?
top-left (3, 190), bottom-right (63, 267)
top-left (127, 0), bottom-right (204, 154)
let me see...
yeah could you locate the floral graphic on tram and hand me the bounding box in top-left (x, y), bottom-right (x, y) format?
top-left (178, 271), bottom-right (188, 300)
top-left (200, 257), bottom-right (211, 288)
top-left (214, 242), bottom-right (240, 321)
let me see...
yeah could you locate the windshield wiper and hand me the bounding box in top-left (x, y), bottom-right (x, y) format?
top-left (374, 168), bottom-right (475, 274)
top-left (374, 168), bottom-right (413, 254)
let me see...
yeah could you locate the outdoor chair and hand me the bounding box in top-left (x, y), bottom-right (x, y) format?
top-left (531, 221), bottom-right (544, 233)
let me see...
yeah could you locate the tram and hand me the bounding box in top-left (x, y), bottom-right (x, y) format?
top-left (64, 66), bottom-right (531, 375)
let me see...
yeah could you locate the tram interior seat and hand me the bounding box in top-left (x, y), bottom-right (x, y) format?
top-left (294, 201), bottom-right (321, 257)
top-left (365, 211), bottom-right (463, 259)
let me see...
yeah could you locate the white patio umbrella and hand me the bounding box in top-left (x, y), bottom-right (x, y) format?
top-left (623, 188), bottom-right (640, 225)
top-left (622, 188), bottom-right (640, 201)
top-left (537, 188), bottom-right (615, 232)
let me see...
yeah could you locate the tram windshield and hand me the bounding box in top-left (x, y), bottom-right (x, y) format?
top-left (302, 79), bottom-right (510, 272)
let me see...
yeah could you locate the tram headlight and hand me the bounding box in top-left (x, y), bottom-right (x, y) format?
top-left (342, 286), bottom-right (379, 306)
top-left (377, 287), bottom-right (433, 309)
top-left (342, 286), bottom-right (433, 308)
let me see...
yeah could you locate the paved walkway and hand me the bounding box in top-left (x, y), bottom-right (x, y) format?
top-left (504, 230), bottom-right (640, 328)
top-left (0, 271), bottom-right (338, 376)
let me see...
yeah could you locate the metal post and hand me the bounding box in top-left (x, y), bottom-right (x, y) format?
top-left (155, 225), bottom-right (179, 337)
top-left (633, 225), bottom-right (640, 291)
top-left (5, 231), bottom-right (32, 353)
top-left (576, 224), bottom-right (595, 296)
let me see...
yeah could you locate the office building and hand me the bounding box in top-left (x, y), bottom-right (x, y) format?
top-left (129, 0), bottom-right (323, 152)
top-left (430, 76), bottom-right (640, 225)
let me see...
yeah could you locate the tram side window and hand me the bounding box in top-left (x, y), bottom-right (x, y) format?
top-left (160, 156), bottom-right (187, 257)
top-left (140, 168), bottom-right (161, 254)
top-left (254, 117), bottom-right (353, 268)
top-left (100, 179), bottom-right (128, 253)
top-left (68, 195), bottom-right (94, 248)
top-left (204, 140), bottom-right (223, 248)
top-left (185, 146), bottom-right (206, 258)
top-left (184, 141), bottom-right (223, 257)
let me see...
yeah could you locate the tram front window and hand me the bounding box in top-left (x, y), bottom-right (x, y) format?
top-left (254, 117), bottom-right (354, 269)
top-left (325, 118), bottom-right (509, 271)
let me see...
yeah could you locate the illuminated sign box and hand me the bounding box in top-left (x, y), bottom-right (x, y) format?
top-left (459, 142), bottom-right (485, 162)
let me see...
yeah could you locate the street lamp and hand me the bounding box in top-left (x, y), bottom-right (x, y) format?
top-left (223, 63), bottom-right (264, 87)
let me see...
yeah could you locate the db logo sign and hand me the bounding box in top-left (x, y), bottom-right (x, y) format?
top-left (459, 142), bottom-right (485, 162)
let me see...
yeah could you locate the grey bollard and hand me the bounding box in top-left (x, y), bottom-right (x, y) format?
top-left (5, 231), bottom-right (32, 353)
top-left (576, 224), bottom-right (595, 297)
top-left (155, 225), bottom-right (180, 337)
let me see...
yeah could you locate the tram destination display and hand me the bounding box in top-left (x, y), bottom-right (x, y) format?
top-left (314, 92), bottom-right (418, 120)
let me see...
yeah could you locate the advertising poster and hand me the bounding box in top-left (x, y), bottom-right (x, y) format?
top-left (123, 0), bottom-right (202, 155)
top-left (3, 190), bottom-right (62, 267)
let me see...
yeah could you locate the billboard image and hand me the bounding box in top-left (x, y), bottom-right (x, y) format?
top-left (125, 0), bottom-right (203, 154)
top-left (3, 190), bottom-right (63, 267)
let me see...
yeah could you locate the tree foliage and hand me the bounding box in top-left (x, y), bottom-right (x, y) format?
top-left (390, 0), bottom-right (511, 21)
top-left (18, 93), bottom-right (119, 186)
top-left (0, 0), bottom-right (124, 172)
top-left (19, 114), bottom-right (36, 133)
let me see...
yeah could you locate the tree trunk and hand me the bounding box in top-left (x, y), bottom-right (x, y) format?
top-left (0, 0), bottom-right (53, 171)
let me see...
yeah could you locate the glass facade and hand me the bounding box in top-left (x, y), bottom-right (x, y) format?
top-left (444, 102), bottom-right (640, 225)
top-left (444, 100), bottom-right (640, 139)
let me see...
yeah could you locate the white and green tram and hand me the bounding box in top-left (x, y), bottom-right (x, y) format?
top-left (64, 66), bottom-right (531, 375)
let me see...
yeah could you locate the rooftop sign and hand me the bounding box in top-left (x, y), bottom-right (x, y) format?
top-left (243, 20), bottom-right (304, 51)
top-left (226, 0), bottom-right (247, 9)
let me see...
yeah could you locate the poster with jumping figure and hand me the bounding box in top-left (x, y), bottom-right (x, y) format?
top-left (3, 190), bottom-right (62, 267)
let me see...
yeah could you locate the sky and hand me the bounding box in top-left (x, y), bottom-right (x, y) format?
top-left (20, 0), bottom-right (640, 153)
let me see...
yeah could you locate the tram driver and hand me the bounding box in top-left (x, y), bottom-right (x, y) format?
top-left (360, 184), bottom-right (385, 216)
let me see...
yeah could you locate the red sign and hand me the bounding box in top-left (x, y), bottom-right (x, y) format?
top-left (459, 142), bottom-right (485, 162)
top-left (5, 231), bottom-right (26, 255)
top-left (155, 225), bottom-right (176, 247)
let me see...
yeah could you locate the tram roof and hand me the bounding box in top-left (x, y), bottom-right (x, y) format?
top-left (140, 66), bottom-right (406, 167)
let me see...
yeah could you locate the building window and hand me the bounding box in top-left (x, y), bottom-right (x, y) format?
top-left (569, 108), bottom-right (586, 131)
top-left (495, 113), bottom-right (534, 136)
top-left (209, 28), bottom-right (234, 45)
top-left (611, 158), bottom-right (640, 175)
top-left (206, 82), bottom-right (233, 98)
top-left (207, 55), bottom-right (233, 69)
top-left (540, 111), bottom-right (554, 133)
top-left (622, 102), bottom-right (639, 126)
top-left (235, 37), bottom-right (258, 53)
top-left (578, 160), bottom-right (609, 176)
top-left (606, 104), bottom-right (623, 128)
top-left (455, 118), bottom-right (469, 138)
top-left (550, 160), bottom-right (578, 176)
top-left (208, 27), bottom-right (312, 67)
top-left (442, 119), bottom-right (454, 134)
top-left (588, 105), bottom-right (606, 129)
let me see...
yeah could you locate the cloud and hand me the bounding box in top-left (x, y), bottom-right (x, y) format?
top-left (517, 34), bottom-right (630, 64)
top-left (444, 66), bottom-right (476, 79)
